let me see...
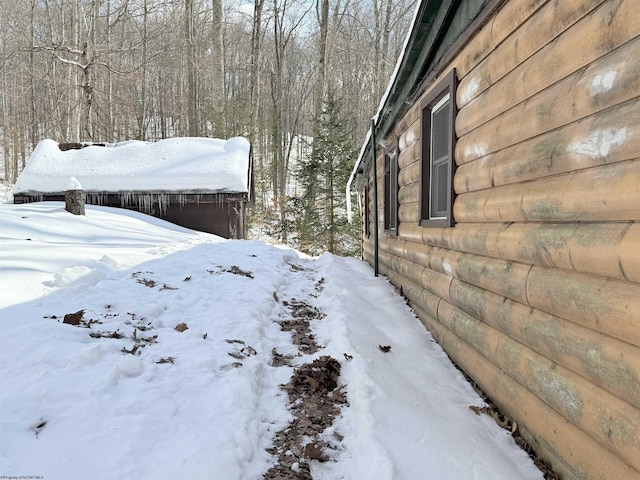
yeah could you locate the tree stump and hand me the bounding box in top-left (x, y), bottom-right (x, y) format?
top-left (65, 189), bottom-right (85, 215)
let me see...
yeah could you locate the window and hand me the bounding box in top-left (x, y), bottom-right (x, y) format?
top-left (420, 69), bottom-right (457, 227)
top-left (384, 139), bottom-right (399, 233)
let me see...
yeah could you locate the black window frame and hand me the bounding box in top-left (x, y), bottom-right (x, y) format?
top-left (383, 137), bottom-right (399, 234)
top-left (419, 68), bottom-right (457, 228)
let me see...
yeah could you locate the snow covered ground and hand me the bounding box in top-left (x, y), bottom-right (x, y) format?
top-left (0, 200), bottom-right (544, 480)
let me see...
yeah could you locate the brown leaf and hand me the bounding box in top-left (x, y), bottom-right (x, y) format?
top-left (224, 265), bottom-right (254, 278)
top-left (174, 322), bottom-right (188, 332)
top-left (156, 357), bottom-right (176, 364)
top-left (63, 310), bottom-right (84, 326)
top-left (304, 442), bottom-right (328, 461)
top-left (304, 375), bottom-right (320, 391)
top-left (332, 384), bottom-right (348, 402)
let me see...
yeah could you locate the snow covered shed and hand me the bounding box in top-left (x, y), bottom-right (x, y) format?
top-left (348, 0), bottom-right (640, 479)
top-left (13, 137), bottom-right (253, 239)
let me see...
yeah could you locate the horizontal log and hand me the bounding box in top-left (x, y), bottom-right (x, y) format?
top-left (455, 97), bottom-right (640, 192)
top-left (455, 0), bottom-right (548, 79)
top-left (398, 221), bottom-right (640, 284)
top-left (426, 245), bottom-right (529, 304)
top-left (380, 236), bottom-right (530, 305)
top-left (398, 118), bottom-right (420, 154)
top-left (450, 279), bottom-right (640, 410)
top-left (398, 160), bottom-right (419, 187)
top-left (454, 159), bottom-right (640, 223)
top-left (456, 37), bottom-right (640, 164)
top-left (457, 0), bottom-right (640, 136)
top-left (380, 236), bottom-right (433, 268)
top-left (526, 266), bottom-right (640, 348)
top-left (416, 304), bottom-right (640, 480)
top-left (398, 182), bottom-right (419, 206)
top-left (457, 0), bottom-right (605, 107)
top-left (398, 140), bottom-right (419, 170)
top-left (438, 299), bottom-right (640, 471)
top-left (385, 270), bottom-right (441, 321)
top-left (497, 221), bottom-right (640, 284)
top-left (392, 100), bottom-right (421, 143)
top-left (377, 243), bottom-right (453, 301)
top-left (398, 203), bottom-right (419, 224)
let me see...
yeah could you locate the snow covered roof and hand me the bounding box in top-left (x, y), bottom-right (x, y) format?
top-left (14, 137), bottom-right (251, 195)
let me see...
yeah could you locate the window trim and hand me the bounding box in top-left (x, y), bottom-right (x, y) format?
top-left (419, 68), bottom-right (457, 228)
top-left (383, 137), bottom-right (399, 235)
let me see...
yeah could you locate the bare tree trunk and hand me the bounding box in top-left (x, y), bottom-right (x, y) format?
top-left (106, 0), bottom-right (114, 142)
top-left (185, 0), bottom-right (198, 136)
top-left (29, 0), bottom-right (38, 150)
top-left (211, 0), bottom-right (226, 137)
top-left (314, 0), bottom-right (329, 127)
top-left (249, 0), bottom-right (264, 143)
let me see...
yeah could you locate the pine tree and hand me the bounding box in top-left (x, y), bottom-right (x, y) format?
top-left (294, 92), bottom-right (360, 256)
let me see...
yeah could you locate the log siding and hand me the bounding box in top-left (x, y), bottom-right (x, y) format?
top-left (355, 0), bottom-right (640, 478)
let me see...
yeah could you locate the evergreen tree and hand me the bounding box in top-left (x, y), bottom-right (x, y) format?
top-left (294, 92), bottom-right (360, 256)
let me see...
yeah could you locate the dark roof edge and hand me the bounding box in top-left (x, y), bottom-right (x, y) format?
top-left (349, 0), bottom-right (505, 194)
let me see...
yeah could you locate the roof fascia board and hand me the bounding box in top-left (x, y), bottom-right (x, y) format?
top-left (377, 0), bottom-right (457, 140)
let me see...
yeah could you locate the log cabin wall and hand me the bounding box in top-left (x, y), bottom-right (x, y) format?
top-left (360, 0), bottom-right (640, 478)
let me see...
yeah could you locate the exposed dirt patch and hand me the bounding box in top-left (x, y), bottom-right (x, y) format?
top-left (264, 356), bottom-right (347, 480)
top-left (277, 299), bottom-right (325, 355)
top-left (265, 288), bottom-right (347, 479)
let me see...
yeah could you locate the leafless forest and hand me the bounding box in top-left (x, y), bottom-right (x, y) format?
top-left (1, 0), bottom-right (416, 250)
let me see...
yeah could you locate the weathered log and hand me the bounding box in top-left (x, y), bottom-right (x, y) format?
top-left (398, 141), bottom-right (419, 172)
top-left (397, 203), bottom-right (419, 224)
top-left (438, 299), bottom-right (640, 472)
top-left (379, 235), bottom-right (433, 269)
top-left (441, 250), bottom-right (529, 304)
top-left (455, 0), bottom-right (549, 80)
top-left (456, 0), bottom-right (605, 108)
top-left (457, 0), bottom-right (640, 135)
top-left (449, 278), bottom-right (640, 410)
top-left (380, 235), bottom-right (530, 304)
top-left (383, 268), bottom-right (442, 321)
top-left (397, 222), bottom-right (640, 284)
top-left (398, 182), bottom-right (419, 206)
top-left (455, 98), bottom-right (640, 192)
top-left (385, 235), bottom-right (525, 302)
top-left (456, 36), bottom-right (640, 164)
top-left (398, 160), bottom-right (419, 187)
top-left (414, 303), bottom-right (640, 480)
top-left (496, 221), bottom-right (640, 284)
top-left (398, 118), bottom-right (421, 154)
top-left (526, 266), bottom-right (640, 348)
top-left (454, 159), bottom-right (640, 223)
top-left (375, 245), bottom-right (453, 301)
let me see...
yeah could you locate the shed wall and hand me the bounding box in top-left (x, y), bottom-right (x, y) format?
top-left (361, 0), bottom-right (640, 478)
top-left (13, 193), bottom-right (247, 239)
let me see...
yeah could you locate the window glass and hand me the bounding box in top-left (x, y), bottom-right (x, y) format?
top-left (430, 94), bottom-right (450, 219)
